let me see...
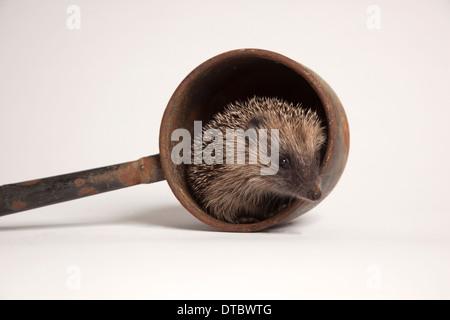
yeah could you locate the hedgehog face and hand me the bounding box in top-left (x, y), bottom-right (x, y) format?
top-left (256, 143), bottom-right (322, 202)
top-left (246, 107), bottom-right (325, 202)
top-left (274, 150), bottom-right (322, 201)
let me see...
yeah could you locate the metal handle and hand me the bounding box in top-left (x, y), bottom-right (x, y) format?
top-left (0, 154), bottom-right (165, 217)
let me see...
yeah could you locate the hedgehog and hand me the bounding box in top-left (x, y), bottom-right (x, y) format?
top-left (187, 96), bottom-right (326, 224)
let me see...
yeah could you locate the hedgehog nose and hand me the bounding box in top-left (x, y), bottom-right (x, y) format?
top-left (306, 186), bottom-right (322, 201)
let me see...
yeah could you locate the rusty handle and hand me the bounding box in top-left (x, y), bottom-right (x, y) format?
top-left (0, 154), bottom-right (165, 217)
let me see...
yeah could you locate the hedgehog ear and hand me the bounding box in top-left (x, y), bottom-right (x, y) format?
top-left (247, 115), bottom-right (265, 130)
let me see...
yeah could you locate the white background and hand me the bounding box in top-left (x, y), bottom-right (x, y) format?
top-left (0, 0), bottom-right (449, 299)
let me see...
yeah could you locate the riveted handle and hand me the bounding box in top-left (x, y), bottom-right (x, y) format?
top-left (0, 154), bottom-right (165, 217)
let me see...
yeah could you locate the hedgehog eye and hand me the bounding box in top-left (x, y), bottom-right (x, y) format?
top-left (280, 157), bottom-right (289, 168)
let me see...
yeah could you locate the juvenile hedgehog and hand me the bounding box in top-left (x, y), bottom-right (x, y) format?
top-left (187, 96), bottom-right (326, 224)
